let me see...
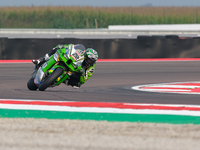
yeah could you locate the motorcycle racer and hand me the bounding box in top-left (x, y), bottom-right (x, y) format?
top-left (32, 44), bottom-right (98, 88)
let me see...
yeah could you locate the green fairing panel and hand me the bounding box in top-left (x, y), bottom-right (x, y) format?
top-left (41, 56), bottom-right (56, 72)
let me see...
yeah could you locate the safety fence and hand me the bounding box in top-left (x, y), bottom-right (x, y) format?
top-left (0, 36), bottom-right (200, 59)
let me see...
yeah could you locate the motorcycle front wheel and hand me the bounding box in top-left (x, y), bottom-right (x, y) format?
top-left (38, 67), bottom-right (63, 91)
top-left (27, 76), bottom-right (38, 91)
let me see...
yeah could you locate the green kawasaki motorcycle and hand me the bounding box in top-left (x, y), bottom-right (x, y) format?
top-left (27, 45), bottom-right (84, 91)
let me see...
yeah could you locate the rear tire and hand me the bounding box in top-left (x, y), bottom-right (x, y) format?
top-left (165, 35), bottom-right (179, 39)
top-left (38, 67), bottom-right (63, 91)
top-left (137, 35), bottom-right (152, 40)
top-left (151, 35), bottom-right (166, 39)
top-left (27, 77), bottom-right (38, 91)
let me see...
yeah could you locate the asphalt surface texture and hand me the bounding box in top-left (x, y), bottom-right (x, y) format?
top-left (1, 61), bottom-right (200, 105)
top-left (1, 61), bottom-right (200, 150)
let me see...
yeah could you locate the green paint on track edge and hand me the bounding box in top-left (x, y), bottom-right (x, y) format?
top-left (1, 109), bottom-right (200, 124)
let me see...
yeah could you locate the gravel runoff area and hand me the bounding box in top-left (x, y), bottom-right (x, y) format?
top-left (1, 118), bottom-right (200, 150)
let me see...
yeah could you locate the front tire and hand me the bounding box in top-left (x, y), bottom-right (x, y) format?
top-left (27, 77), bottom-right (38, 90)
top-left (38, 67), bottom-right (63, 91)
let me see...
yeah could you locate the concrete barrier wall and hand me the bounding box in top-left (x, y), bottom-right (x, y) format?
top-left (108, 24), bottom-right (200, 31)
top-left (0, 37), bottom-right (200, 59)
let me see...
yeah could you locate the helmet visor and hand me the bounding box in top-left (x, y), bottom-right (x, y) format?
top-left (85, 57), bottom-right (95, 66)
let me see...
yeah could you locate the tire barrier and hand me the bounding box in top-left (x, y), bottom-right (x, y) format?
top-left (0, 36), bottom-right (200, 59)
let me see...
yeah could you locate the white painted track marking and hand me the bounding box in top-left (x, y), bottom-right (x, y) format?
top-left (132, 81), bottom-right (200, 95)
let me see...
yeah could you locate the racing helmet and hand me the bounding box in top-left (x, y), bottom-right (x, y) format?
top-left (83, 48), bottom-right (98, 67)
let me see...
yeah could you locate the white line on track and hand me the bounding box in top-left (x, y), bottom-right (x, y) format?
top-left (1, 104), bottom-right (200, 116)
top-left (132, 81), bottom-right (200, 95)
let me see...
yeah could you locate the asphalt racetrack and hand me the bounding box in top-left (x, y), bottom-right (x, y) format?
top-left (1, 60), bottom-right (200, 105)
top-left (2, 60), bottom-right (200, 150)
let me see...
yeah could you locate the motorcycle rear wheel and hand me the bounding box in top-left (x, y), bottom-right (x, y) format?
top-left (38, 67), bottom-right (63, 91)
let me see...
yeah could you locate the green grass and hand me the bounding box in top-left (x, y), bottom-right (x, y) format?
top-left (0, 6), bottom-right (199, 29)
